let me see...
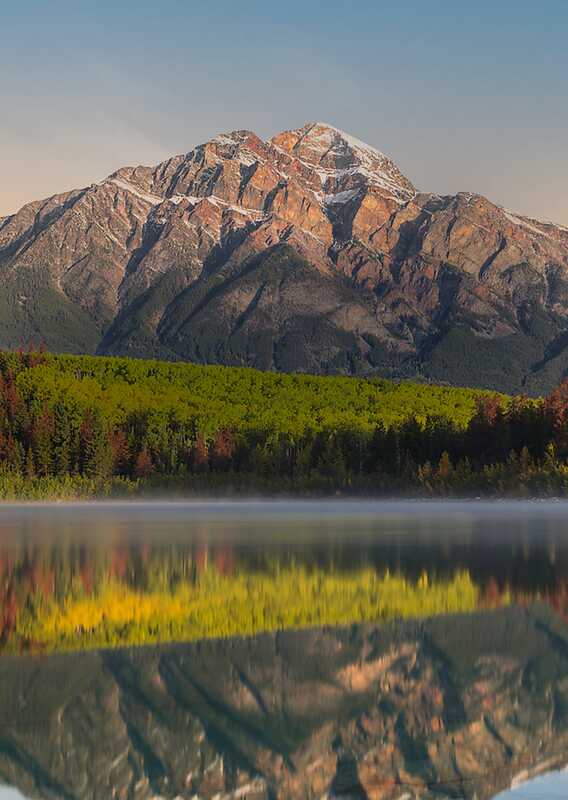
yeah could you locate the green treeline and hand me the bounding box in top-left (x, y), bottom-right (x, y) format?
top-left (1, 348), bottom-right (568, 497)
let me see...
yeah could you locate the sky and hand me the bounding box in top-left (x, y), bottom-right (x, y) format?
top-left (495, 770), bottom-right (568, 798)
top-left (0, 0), bottom-right (567, 223)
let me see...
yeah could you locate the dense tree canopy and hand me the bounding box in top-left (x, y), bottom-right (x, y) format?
top-left (1, 348), bottom-right (568, 497)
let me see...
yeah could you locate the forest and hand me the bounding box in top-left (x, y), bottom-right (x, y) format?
top-left (1, 347), bottom-right (568, 498)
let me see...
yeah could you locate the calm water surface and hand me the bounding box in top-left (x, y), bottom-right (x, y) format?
top-left (3, 500), bottom-right (568, 799)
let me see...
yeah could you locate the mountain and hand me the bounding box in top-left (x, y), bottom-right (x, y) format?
top-left (1, 122), bottom-right (568, 393)
top-left (1, 607), bottom-right (568, 799)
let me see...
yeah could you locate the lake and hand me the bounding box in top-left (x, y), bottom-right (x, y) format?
top-left (2, 500), bottom-right (568, 798)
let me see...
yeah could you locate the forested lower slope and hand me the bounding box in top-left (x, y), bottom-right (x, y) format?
top-left (3, 349), bottom-right (483, 431)
top-left (1, 348), bottom-right (568, 497)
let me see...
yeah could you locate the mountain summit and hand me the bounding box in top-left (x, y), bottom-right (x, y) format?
top-left (1, 122), bottom-right (567, 392)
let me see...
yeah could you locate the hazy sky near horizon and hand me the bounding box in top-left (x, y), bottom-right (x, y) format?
top-left (1, 0), bottom-right (567, 222)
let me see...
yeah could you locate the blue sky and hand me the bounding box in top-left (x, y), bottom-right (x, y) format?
top-left (496, 770), bottom-right (568, 798)
top-left (1, 0), bottom-right (566, 221)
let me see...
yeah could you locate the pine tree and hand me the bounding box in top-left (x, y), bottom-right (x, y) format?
top-left (418, 461), bottom-right (433, 492)
top-left (191, 432), bottom-right (209, 473)
top-left (25, 447), bottom-right (35, 480)
top-left (210, 429), bottom-right (235, 471)
top-left (80, 409), bottom-right (112, 480)
top-left (110, 429), bottom-right (130, 475)
top-left (520, 446), bottom-right (533, 476)
top-left (52, 403), bottom-right (72, 476)
top-left (134, 447), bottom-right (154, 479)
top-left (6, 436), bottom-right (23, 473)
top-left (318, 434), bottom-right (347, 486)
top-left (437, 451), bottom-right (453, 482)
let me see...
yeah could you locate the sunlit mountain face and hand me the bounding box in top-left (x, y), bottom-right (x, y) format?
top-left (1, 123), bottom-right (567, 395)
top-left (3, 502), bottom-right (568, 798)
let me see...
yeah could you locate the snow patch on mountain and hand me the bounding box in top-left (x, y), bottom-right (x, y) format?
top-left (322, 188), bottom-right (364, 205)
top-left (503, 210), bottom-right (548, 237)
top-left (291, 122), bottom-right (416, 202)
top-left (501, 208), bottom-right (568, 241)
top-left (109, 179), bottom-right (190, 208)
top-left (211, 132), bottom-right (259, 167)
top-left (109, 179), bottom-right (165, 205)
top-left (312, 121), bottom-right (390, 161)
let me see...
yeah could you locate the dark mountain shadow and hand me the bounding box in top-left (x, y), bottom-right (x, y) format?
top-left (330, 752), bottom-right (369, 799)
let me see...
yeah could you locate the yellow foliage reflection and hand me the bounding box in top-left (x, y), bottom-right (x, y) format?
top-left (11, 568), bottom-right (483, 653)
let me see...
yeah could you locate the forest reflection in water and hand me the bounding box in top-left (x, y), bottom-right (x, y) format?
top-left (2, 500), bottom-right (568, 653)
top-left (3, 502), bottom-right (568, 798)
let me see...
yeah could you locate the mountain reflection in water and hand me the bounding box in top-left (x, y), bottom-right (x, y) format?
top-left (2, 501), bottom-right (568, 798)
top-left (2, 607), bottom-right (568, 798)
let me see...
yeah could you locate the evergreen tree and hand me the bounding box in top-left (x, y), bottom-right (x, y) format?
top-left (25, 447), bottom-right (35, 480)
top-left (80, 409), bottom-right (112, 480)
top-left (134, 447), bottom-right (154, 479)
top-left (437, 451), bottom-right (454, 482)
top-left (191, 432), bottom-right (209, 473)
top-left (210, 430), bottom-right (235, 472)
top-left (52, 403), bottom-right (72, 476)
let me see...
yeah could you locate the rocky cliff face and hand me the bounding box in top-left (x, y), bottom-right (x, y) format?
top-left (1, 606), bottom-right (568, 799)
top-left (2, 122), bottom-right (568, 392)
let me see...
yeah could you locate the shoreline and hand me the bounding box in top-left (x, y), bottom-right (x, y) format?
top-left (3, 495), bottom-right (568, 508)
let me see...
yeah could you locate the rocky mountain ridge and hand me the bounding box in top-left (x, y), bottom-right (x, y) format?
top-left (1, 122), bottom-right (568, 392)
